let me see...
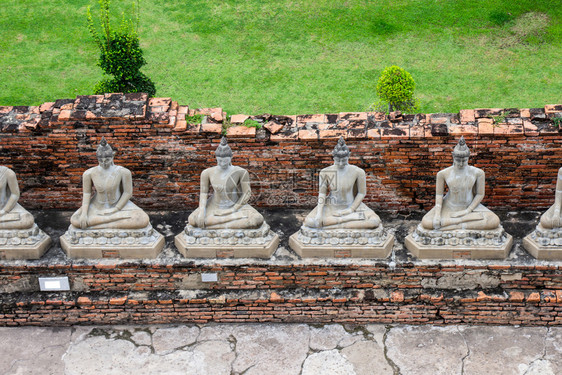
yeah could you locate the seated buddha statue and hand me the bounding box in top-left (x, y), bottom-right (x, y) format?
top-left (421, 136), bottom-right (500, 231)
top-left (539, 166), bottom-right (562, 229)
top-left (303, 137), bottom-right (380, 230)
top-left (0, 166), bottom-right (35, 230)
top-left (70, 138), bottom-right (150, 230)
top-left (188, 137), bottom-right (264, 230)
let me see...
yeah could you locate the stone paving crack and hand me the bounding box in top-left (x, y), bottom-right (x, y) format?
top-left (228, 334), bottom-right (239, 375)
top-left (194, 324), bottom-right (202, 344)
top-left (522, 327), bottom-right (550, 375)
top-left (457, 326), bottom-right (470, 375)
top-left (140, 328), bottom-right (155, 354)
top-left (300, 325), bottom-right (314, 374)
top-left (237, 363), bottom-right (257, 375)
top-left (112, 329), bottom-right (138, 347)
top-left (62, 327), bottom-right (83, 367)
top-left (299, 353), bottom-right (308, 375)
top-left (342, 323), bottom-right (371, 341)
top-left (88, 327), bottom-right (111, 339)
top-left (383, 325), bottom-right (401, 375)
top-left (137, 327), bottom-right (155, 354)
top-left (7, 358), bottom-right (23, 374)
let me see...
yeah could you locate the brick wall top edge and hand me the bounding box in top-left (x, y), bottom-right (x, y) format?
top-left (1, 94), bottom-right (561, 140)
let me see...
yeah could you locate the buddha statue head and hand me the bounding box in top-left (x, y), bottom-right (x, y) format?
top-left (96, 137), bottom-right (115, 169)
top-left (215, 137), bottom-right (233, 170)
top-left (452, 136), bottom-right (470, 169)
top-left (332, 136), bottom-right (350, 169)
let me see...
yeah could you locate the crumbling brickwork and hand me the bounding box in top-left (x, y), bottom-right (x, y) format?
top-left (1, 95), bottom-right (561, 212)
top-left (0, 262), bottom-right (560, 326)
top-left (1, 95), bottom-right (562, 326)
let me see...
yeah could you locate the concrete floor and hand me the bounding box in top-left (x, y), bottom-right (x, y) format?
top-left (0, 324), bottom-right (560, 375)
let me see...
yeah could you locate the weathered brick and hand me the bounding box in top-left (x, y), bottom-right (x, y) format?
top-left (230, 114), bottom-right (250, 124)
top-left (77, 297), bottom-right (92, 305)
top-left (459, 109), bottom-right (475, 123)
top-left (226, 125), bottom-right (256, 137)
top-left (478, 118), bottom-right (494, 135)
top-left (527, 292), bottom-right (541, 303)
top-left (390, 291), bottom-right (404, 303)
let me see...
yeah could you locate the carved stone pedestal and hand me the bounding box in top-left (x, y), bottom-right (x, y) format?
top-left (405, 224), bottom-right (513, 259)
top-left (0, 224), bottom-right (51, 260)
top-left (289, 225), bottom-right (394, 258)
top-left (175, 223), bottom-right (279, 259)
top-left (523, 225), bottom-right (562, 260)
top-left (60, 225), bottom-right (164, 259)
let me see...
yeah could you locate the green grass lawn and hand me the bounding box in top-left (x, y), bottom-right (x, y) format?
top-left (0, 0), bottom-right (560, 114)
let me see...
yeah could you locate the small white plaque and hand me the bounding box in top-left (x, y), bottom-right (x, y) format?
top-left (39, 277), bottom-right (70, 291)
top-left (201, 273), bottom-right (218, 282)
top-left (44, 280), bottom-right (61, 289)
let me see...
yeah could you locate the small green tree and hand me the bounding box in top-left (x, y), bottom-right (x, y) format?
top-left (87, 0), bottom-right (156, 96)
top-left (374, 65), bottom-right (419, 113)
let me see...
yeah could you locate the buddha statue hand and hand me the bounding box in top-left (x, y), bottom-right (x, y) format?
top-left (450, 209), bottom-right (469, 218)
top-left (195, 210), bottom-right (206, 228)
top-left (553, 209), bottom-right (561, 227)
top-left (333, 208), bottom-right (354, 217)
top-left (100, 207), bottom-right (119, 216)
top-left (79, 212), bottom-right (89, 230)
top-left (433, 214), bottom-right (441, 230)
top-left (312, 214), bottom-right (323, 228)
top-left (215, 208), bottom-right (235, 216)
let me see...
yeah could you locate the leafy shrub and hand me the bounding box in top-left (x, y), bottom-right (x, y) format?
top-left (87, 0), bottom-right (155, 96)
top-left (375, 65), bottom-right (419, 113)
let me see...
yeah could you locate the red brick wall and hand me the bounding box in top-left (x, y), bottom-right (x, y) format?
top-left (0, 262), bottom-right (560, 326)
top-left (2, 96), bottom-right (562, 327)
top-left (1, 94), bottom-right (561, 211)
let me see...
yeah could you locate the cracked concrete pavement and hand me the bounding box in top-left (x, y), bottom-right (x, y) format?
top-left (0, 324), bottom-right (561, 375)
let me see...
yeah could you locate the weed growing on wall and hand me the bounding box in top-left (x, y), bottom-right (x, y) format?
top-left (492, 112), bottom-right (507, 124)
top-left (373, 65), bottom-right (419, 114)
top-left (87, 0), bottom-right (155, 96)
top-left (185, 114), bottom-right (203, 124)
top-left (242, 118), bottom-right (261, 128)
